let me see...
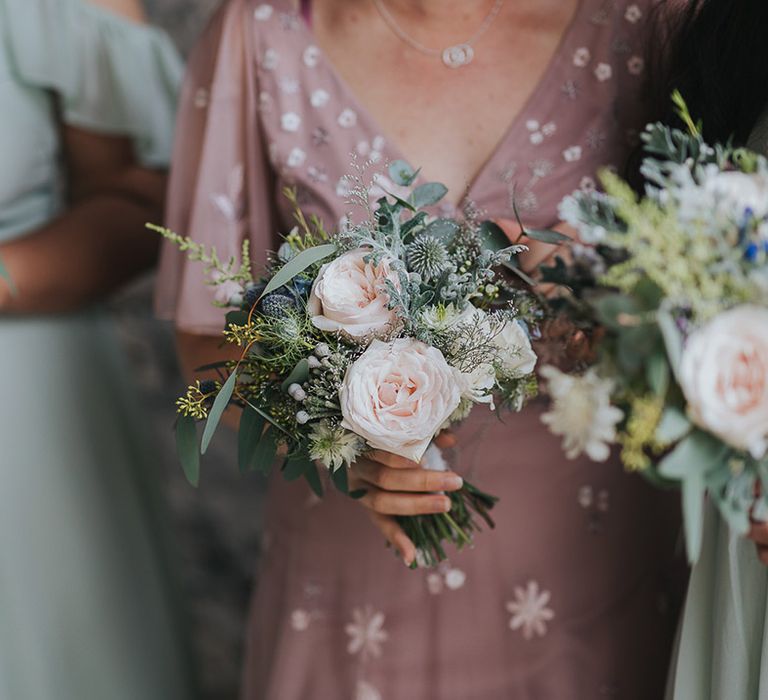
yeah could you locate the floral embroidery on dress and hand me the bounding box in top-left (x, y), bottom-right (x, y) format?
top-left (356, 680), bottom-right (383, 700)
top-left (346, 606), bottom-right (388, 659)
top-left (573, 47), bottom-right (591, 68)
top-left (262, 48), bottom-right (280, 71)
top-left (303, 45), bottom-right (321, 68)
top-left (310, 88), bottom-right (330, 108)
top-left (338, 108), bottom-right (358, 129)
top-left (426, 564), bottom-right (467, 594)
top-left (578, 484), bottom-right (611, 533)
top-left (290, 609), bottom-right (312, 631)
top-left (594, 63), bottom-right (613, 82)
top-left (624, 4), bottom-right (643, 23)
top-left (506, 581), bottom-right (555, 640)
top-left (253, 3), bottom-right (273, 22)
top-left (281, 112), bottom-right (301, 132)
top-left (562, 145), bottom-right (583, 163)
top-left (287, 147), bottom-right (307, 168)
top-left (627, 55), bottom-right (645, 76)
top-left (193, 87), bottom-right (209, 109)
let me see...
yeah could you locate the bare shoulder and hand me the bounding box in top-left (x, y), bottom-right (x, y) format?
top-left (83, 0), bottom-right (147, 23)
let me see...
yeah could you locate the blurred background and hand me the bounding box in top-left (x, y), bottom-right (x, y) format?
top-left (115, 3), bottom-right (264, 698)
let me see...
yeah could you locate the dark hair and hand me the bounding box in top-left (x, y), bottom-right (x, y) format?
top-left (651, 0), bottom-right (768, 146)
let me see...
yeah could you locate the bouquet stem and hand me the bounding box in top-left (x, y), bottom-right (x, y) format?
top-left (398, 480), bottom-right (499, 568)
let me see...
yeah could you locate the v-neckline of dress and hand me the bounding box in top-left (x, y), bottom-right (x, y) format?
top-left (295, 0), bottom-right (584, 206)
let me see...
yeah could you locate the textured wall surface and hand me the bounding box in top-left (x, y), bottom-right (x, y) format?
top-left (118, 3), bottom-right (265, 699)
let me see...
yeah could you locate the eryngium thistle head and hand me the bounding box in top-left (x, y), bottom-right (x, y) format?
top-left (260, 293), bottom-right (296, 317)
top-left (406, 235), bottom-right (451, 281)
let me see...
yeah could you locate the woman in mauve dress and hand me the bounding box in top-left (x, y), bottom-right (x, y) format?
top-left (156, 0), bottom-right (683, 697)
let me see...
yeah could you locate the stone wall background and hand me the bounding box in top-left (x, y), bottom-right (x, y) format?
top-left (116, 3), bottom-right (266, 699)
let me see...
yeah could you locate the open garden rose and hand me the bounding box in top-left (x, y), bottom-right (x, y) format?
top-left (679, 305), bottom-right (768, 459)
top-left (309, 248), bottom-right (400, 339)
top-left (339, 338), bottom-right (462, 462)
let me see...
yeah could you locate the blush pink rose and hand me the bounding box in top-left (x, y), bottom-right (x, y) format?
top-left (339, 338), bottom-right (462, 462)
top-left (308, 249), bottom-right (400, 340)
top-left (679, 305), bottom-right (768, 459)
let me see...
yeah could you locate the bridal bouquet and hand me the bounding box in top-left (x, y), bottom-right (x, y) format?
top-left (539, 100), bottom-right (768, 562)
top-left (154, 163), bottom-right (546, 566)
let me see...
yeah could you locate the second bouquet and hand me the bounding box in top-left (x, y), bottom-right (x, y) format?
top-left (156, 163), bottom-right (544, 567)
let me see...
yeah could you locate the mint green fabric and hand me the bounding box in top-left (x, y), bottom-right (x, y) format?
top-left (668, 118), bottom-right (768, 700)
top-left (0, 2), bottom-right (193, 698)
top-left (668, 502), bottom-right (768, 699)
top-left (0, 0), bottom-right (184, 241)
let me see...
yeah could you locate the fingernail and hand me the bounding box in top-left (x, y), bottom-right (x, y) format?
top-left (435, 497), bottom-right (452, 513)
top-left (442, 474), bottom-right (463, 490)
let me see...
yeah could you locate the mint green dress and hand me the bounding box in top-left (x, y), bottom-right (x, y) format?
top-left (668, 117), bottom-right (768, 700)
top-left (0, 1), bottom-right (193, 698)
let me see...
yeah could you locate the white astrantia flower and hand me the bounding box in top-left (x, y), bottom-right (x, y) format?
top-left (308, 422), bottom-right (361, 471)
top-left (418, 303), bottom-right (474, 332)
top-left (455, 362), bottom-right (496, 407)
top-left (540, 366), bottom-right (623, 461)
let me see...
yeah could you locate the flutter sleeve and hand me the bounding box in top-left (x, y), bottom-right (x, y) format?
top-left (0, 0), bottom-right (183, 167)
top-left (154, 0), bottom-right (279, 335)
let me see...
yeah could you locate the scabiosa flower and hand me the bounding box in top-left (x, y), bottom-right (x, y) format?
top-left (540, 366), bottom-right (623, 461)
top-left (407, 235), bottom-right (451, 281)
top-left (308, 422), bottom-right (361, 471)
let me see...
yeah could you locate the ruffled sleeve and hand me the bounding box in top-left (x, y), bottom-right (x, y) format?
top-left (0, 0), bottom-right (184, 167)
top-left (155, 0), bottom-right (280, 334)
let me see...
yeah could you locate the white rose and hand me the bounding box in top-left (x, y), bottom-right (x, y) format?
top-left (460, 308), bottom-right (537, 377)
top-left (309, 249), bottom-right (400, 340)
top-left (679, 305), bottom-right (768, 459)
top-left (339, 339), bottom-right (462, 462)
top-left (456, 362), bottom-right (496, 406)
top-left (703, 170), bottom-right (768, 221)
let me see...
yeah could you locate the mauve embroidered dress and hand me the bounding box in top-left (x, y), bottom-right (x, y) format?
top-left (156, 1), bottom-right (683, 698)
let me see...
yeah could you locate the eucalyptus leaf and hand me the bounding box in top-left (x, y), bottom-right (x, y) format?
top-left (502, 260), bottom-right (537, 286)
top-left (258, 244), bottom-right (337, 302)
top-left (331, 465), bottom-right (350, 494)
top-left (388, 160), bottom-right (419, 186)
top-left (242, 399), bottom-right (294, 438)
top-left (657, 430), bottom-right (726, 480)
top-left (283, 452), bottom-right (313, 481)
top-left (655, 408), bottom-right (692, 445)
top-left (478, 221), bottom-right (511, 252)
top-left (281, 359), bottom-right (310, 392)
top-left (682, 472), bottom-right (705, 563)
top-left (646, 353), bottom-right (670, 396)
top-left (238, 406), bottom-right (266, 473)
top-left (201, 371), bottom-right (237, 454)
top-left (304, 462), bottom-right (324, 497)
top-left (176, 416), bottom-right (200, 488)
top-left (594, 294), bottom-right (641, 330)
top-left (254, 428), bottom-right (278, 475)
top-left (657, 308), bottom-right (684, 380)
top-left (383, 190), bottom-right (417, 212)
top-left (411, 183), bottom-right (448, 209)
top-left (523, 228), bottom-right (572, 245)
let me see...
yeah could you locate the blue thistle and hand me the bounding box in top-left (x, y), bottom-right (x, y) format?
top-left (260, 293), bottom-right (296, 317)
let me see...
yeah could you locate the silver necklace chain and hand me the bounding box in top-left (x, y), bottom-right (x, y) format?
top-left (372, 0), bottom-right (506, 69)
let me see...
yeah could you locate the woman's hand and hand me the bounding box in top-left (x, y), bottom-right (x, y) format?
top-left (349, 438), bottom-right (463, 567)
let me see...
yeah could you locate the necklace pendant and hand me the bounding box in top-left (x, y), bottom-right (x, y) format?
top-left (442, 44), bottom-right (474, 69)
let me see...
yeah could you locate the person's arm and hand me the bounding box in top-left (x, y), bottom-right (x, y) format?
top-left (0, 0), bottom-right (164, 314)
top-left (0, 128), bottom-right (164, 313)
